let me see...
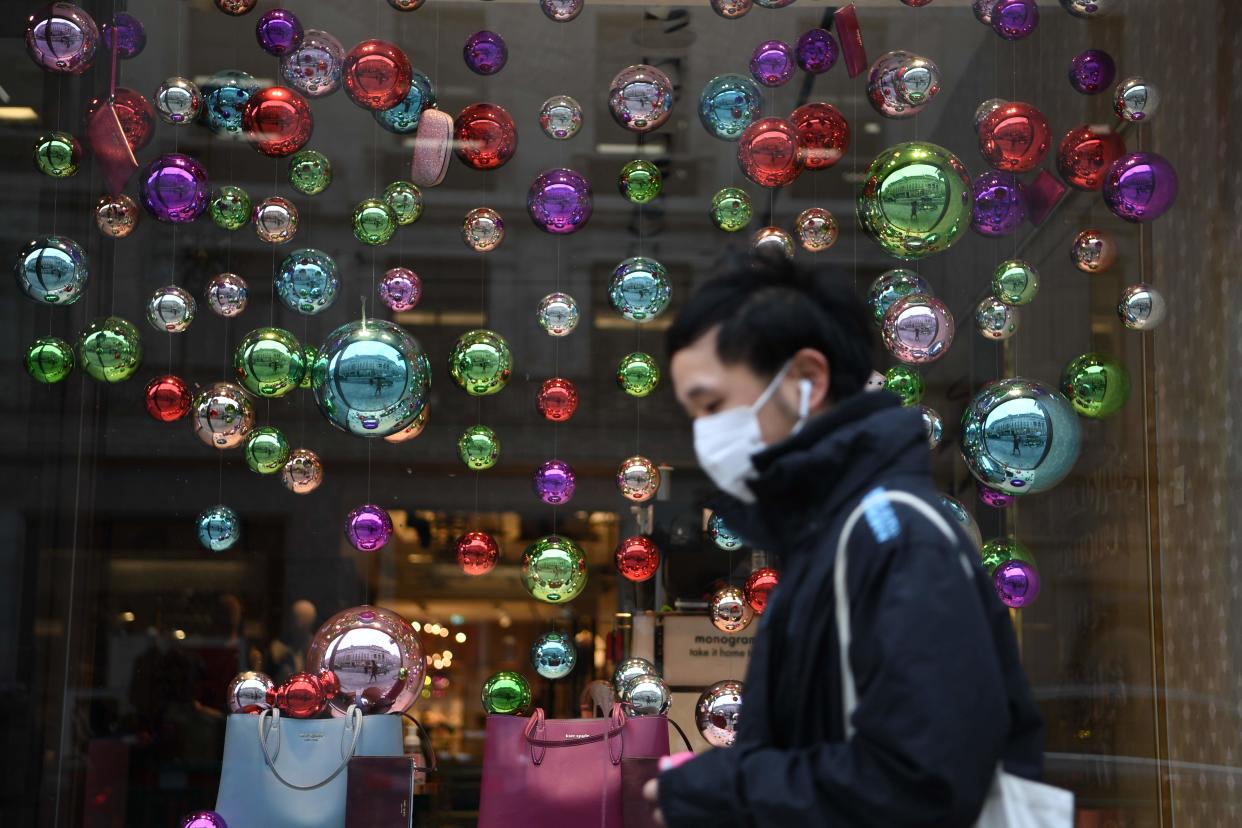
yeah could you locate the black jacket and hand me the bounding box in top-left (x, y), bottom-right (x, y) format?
top-left (658, 392), bottom-right (1044, 828)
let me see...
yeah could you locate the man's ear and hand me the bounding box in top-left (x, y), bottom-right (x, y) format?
top-left (791, 347), bottom-right (831, 410)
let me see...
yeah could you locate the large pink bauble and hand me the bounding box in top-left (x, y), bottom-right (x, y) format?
top-left (306, 605), bottom-right (424, 716)
top-left (607, 64), bottom-right (674, 133)
top-left (342, 40), bottom-right (412, 110)
top-left (737, 117), bottom-right (805, 187)
top-left (882, 294), bottom-right (954, 365)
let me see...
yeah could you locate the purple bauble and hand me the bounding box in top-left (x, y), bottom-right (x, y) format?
top-left (527, 168), bottom-right (593, 234)
top-left (102, 12), bottom-right (145, 59)
top-left (1103, 152), bottom-right (1178, 223)
top-left (533, 460), bottom-right (576, 504)
top-left (379, 267), bottom-right (421, 312)
top-left (1068, 49), bottom-right (1115, 96)
top-left (795, 29), bottom-right (838, 74)
top-left (26, 2), bottom-right (99, 74)
top-left (464, 30), bottom-right (507, 75)
top-left (978, 481), bottom-right (1015, 509)
top-left (993, 559), bottom-right (1041, 608)
top-left (140, 153), bottom-right (209, 223)
top-left (750, 40), bottom-right (795, 88)
top-left (991, 0), bottom-right (1038, 40)
top-left (181, 812), bottom-right (228, 828)
top-left (345, 505), bottom-right (393, 552)
top-left (256, 9), bottom-right (304, 57)
top-left (970, 171), bottom-right (1028, 237)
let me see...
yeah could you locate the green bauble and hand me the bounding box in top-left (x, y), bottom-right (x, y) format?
top-left (210, 186), bottom-right (252, 231)
top-left (481, 671), bottom-right (532, 715)
top-left (383, 181), bottom-right (423, 225)
top-left (883, 365), bottom-right (923, 406)
top-left (25, 336), bottom-right (74, 383)
top-left (353, 198), bottom-right (398, 245)
top-left (980, 537), bottom-right (1036, 576)
top-left (857, 142), bottom-right (971, 260)
top-left (244, 426), bottom-right (291, 474)
top-left (992, 260), bottom-right (1040, 306)
top-left (458, 425), bottom-right (500, 470)
top-left (618, 160), bottom-right (662, 204)
top-left (448, 329), bottom-right (512, 396)
top-left (617, 352), bottom-right (660, 397)
top-left (288, 149), bottom-right (332, 196)
top-left (77, 317), bottom-right (142, 383)
top-left (234, 327), bottom-right (306, 398)
top-left (710, 187), bottom-right (752, 232)
top-left (521, 535), bottom-right (588, 604)
top-left (34, 131), bottom-right (81, 178)
top-left (300, 345), bottom-right (318, 389)
top-left (1060, 353), bottom-right (1130, 418)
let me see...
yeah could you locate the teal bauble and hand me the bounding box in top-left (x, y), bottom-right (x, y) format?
top-left (197, 505), bottom-right (240, 552)
top-left (15, 236), bottom-right (89, 305)
top-left (857, 141), bottom-right (971, 259)
top-left (608, 257), bottom-right (670, 322)
top-left (961, 378), bottom-right (1081, 495)
top-left (314, 319), bottom-right (430, 437)
top-left (699, 73), bottom-right (763, 141)
top-left (530, 632), bottom-right (577, 680)
top-left (275, 249), bottom-right (339, 315)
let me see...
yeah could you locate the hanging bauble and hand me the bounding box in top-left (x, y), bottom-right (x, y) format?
top-left (245, 426), bottom-right (291, 474)
top-left (345, 505), bottom-right (393, 552)
top-left (14, 236), bottom-right (88, 306)
top-left (1068, 49), bottom-right (1115, 95)
top-left (992, 260), bottom-right (1040, 306)
top-left (1070, 229), bottom-right (1116, 273)
top-left (866, 51), bottom-right (941, 119)
top-left (210, 186), bottom-right (251, 231)
top-left (227, 671), bottom-right (275, 714)
top-left (379, 267), bottom-right (421, 312)
top-left (481, 672), bottom-right (531, 715)
top-left (1113, 77), bottom-right (1158, 122)
top-left (752, 227), bottom-right (794, 260)
top-left (710, 586), bottom-right (753, 633)
top-left (456, 531), bottom-right (500, 576)
top-left (979, 480), bottom-right (1015, 510)
top-left (539, 95), bottom-right (583, 140)
top-left (615, 536), bottom-right (660, 582)
top-left (448, 329), bottom-right (512, 396)
top-left (737, 117), bottom-right (805, 187)
top-left (960, 378), bottom-right (1082, 496)
top-left (77, 317), bottom-right (142, 383)
top-left (462, 207), bottom-right (505, 251)
top-left (1102, 152), bottom-right (1178, 223)
top-left (795, 29), bottom-right (837, 74)
top-left (617, 455), bottom-right (661, 502)
top-left (1056, 125), bottom-right (1125, 191)
top-left (795, 208), bottom-right (838, 252)
top-left (536, 378), bottom-right (579, 422)
top-left (197, 505), bottom-right (240, 552)
top-left (351, 199), bottom-right (396, 246)
top-left (458, 425), bottom-right (500, 470)
top-left (711, 0), bottom-right (752, 18)
top-left (978, 102), bottom-right (1050, 173)
top-left (281, 29), bottom-right (345, 98)
top-left (282, 448), bottom-right (323, 494)
top-left (975, 297), bottom-right (1019, 341)
top-left (882, 294), bottom-right (954, 364)
top-left (883, 365), bottom-right (924, 407)
top-left (1060, 0), bottom-right (1116, 17)
top-left (750, 40), bottom-right (795, 88)
top-left (463, 30), bottom-right (507, 75)
top-left (521, 535), bottom-right (588, 603)
top-left (980, 536), bottom-right (1036, 575)
top-left (206, 273), bottom-right (249, 317)
top-left (970, 171), bottom-right (1027, 237)
top-left (34, 131), bottom-right (80, 178)
top-left (454, 103), bottom-right (518, 170)
top-left (857, 142), bottom-right (971, 259)
top-left (1061, 353), bottom-right (1130, 418)
top-left (710, 188), bottom-right (752, 232)
top-left (156, 77), bottom-right (202, 125)
top-left (618, 160), bottom-right (662, 204)
top-left (541, 0), bottom-right (584, 21)
top-left (242, 86), bottom-right (313, 157)
top-left (991, 0), bottom-right (1039, 40)
top-left (140, 154), bottom-right (209, 224)
top-left (790, 103), bottom-right (849, 171)
top-left (343, 40), bottom-right (412, 110)
top-left (96, 194), bottom-right (139, 238)
top-left (939, 494), bottom-right (982, 549)
top-left (192, 382), bottom-right (254, 449)
top-left (216, 0), bottom-right (257, 14)
top-left (617, 352), bottom-right (660, 397)
top-left (376, 71), bottom-right (436, 134)
top-left (181, 813), bottom-right (227, 828)
top-left (744, 567), bottom-right (779, 613)
top-left (389, 0), bottom-right (426, 9)
top-left (613, 658), bottom-right (656, 694)
top-left (528, 169), bottom-right (593, 234)
top-left (382, 181), bottom-right (423, 227)
top-left (146, 285), bottom-right (196, 333)
top-left (607, 65), bottom-right (674, 133)
top-left (533, 460), bottom-right (576, 504)
top-left (276, 249), bottom-right (339, 315)
top-left (867, 269), bottom-right (931, 326)
top-left (609, 257), bottom-right (670, 322)
top-left (708, 512), bottom-right (743, 550)
top-left (699, 74), bottom-right (763, 141)
top-left (202, 70), bottom-right (260, 136)
top-left (26, 3), bottom-right (98, 74)
top-left (234, 327), bottom-right (305, 398)
top-left (25, 336), bottom-right (74, 384)
top-left (538, 293), bottom-right (579, 336)
top-left (531, 632), bottom-right (577, 680)
top-left (1117, 283), bottom-right (1166, 331)
top-left (383, 407), bottom-right (429, 443)
top-left (315, 318), bottom-right (429, 437)
top-left (306, 605), bottom-right (424, 716)
top-left (256, 9), bottom-right (303, 57)
top-left (973, 98), bottom-right (1006, 132)
top-left (921, 405), bottom-right (944, 449)
top-left (972, 0), bottom-right (995, 24)
top-left (754, 0), bottom-right (795, 9)
top-left (696, 680), bottom-right (743, 747)
top-left (621, 674), bottom-right (671, 716)
top-left (994, 560), bottom-right (1040, 608)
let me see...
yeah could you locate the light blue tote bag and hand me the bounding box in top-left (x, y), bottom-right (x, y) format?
top-left (215, 706), bottom-right (403, 828)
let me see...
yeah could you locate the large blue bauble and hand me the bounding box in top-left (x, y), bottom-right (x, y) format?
top-left (699, 74), bottom-right (763, 141)
top-left (276, 248), bottom-right (339, 315)
top-left (313, 319), bottom-right (429, 437)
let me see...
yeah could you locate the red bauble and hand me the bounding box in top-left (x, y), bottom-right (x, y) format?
top-left (978, 101), bottom-right (1051, 173)
top-left (86, 87), bottom-right (156, 152)
top-left (342, 39), bottom-right (412, 110)
top-left (790, 103), bottom-right (849, 171)
top-left (242, 86), bottom-right (313, 157)
top-left (274, 672), bottom-right (327, 718)
top-left (456, 531), bottom-right (499, 576)
top-left (744, 567), bottom-right (779, 613)
top-left (615, 535), bottom-right (660, 583)
top-left (144, 375), bottom-right (191, 422)
top-left (536, 377), bottom-right (579, 422)
top-left (317, 669), bottom-right (340, 699)
top-left (454, 103), bottom-right (518, 170)
top-left (737, 117), bottom-right (806, 187)
top-left (1055, 124), bottom-right (1125, 191)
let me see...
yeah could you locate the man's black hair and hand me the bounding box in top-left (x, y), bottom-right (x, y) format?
top-left (666, 254), bottom-right (874, 402)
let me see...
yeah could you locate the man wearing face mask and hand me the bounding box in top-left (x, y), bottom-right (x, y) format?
top-left (644, 257), bottom-right (1045, 827)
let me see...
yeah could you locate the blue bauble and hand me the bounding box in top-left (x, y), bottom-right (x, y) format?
top-left (276, 248), bottom-right (339, 315)
top-left (937, 494), bottom-right (982, 549)
top-left (313, 319), bottom-right (430, 437)
top-left (197, 505), bottom-right (240, 552)
top-left (960, 378), bottom-right (1081, 496)
top-left (201, 70), bottom-right (259, 136)
top-left (530, 631), bottom-right (577, 680)
top-left (374, 70), bottom-right (436, 133)
top-left (708, 512), bottom-right (744, 551)
top-left (15, 236), bottom-right (89, 305)
top-left (699, 73), bottom-right (764, 141)
top-left (608, 257), bottom-right (670, 322)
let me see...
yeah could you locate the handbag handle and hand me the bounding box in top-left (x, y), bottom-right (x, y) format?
top-left (834, 490), bottom-right (963, 740)
top-left (523, 704), bottom-right (627, 766)
top-left (258, 705), bottom-right (364, 791)
top-left (398, 711), bottom-right (439, 771)
top-left (668, 716), bottom-right (694, 753)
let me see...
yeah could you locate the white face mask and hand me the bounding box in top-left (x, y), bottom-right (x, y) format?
top-left (693, 362), bottom-right (813, 503)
